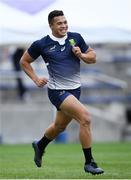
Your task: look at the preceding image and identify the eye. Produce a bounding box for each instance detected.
[58,22,62,25]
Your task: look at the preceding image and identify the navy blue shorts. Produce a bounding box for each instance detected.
[48,87,81,110]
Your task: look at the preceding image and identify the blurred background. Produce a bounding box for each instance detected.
[0,0,131,144]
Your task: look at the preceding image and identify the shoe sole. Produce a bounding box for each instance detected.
[91,171,104,175]
[85,170,104,175]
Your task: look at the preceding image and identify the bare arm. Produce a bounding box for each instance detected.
[72,47,96,64]
[20,51,48,87]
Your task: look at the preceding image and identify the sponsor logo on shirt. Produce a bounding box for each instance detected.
[69,39,76,46]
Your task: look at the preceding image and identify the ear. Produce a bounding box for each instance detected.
[49,23,53,29]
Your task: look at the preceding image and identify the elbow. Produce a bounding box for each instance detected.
[89,54,96,64]
[92,56,96,63]
[92,52,96,63]
[20,57,26,69]
[87,51,96,64]
[19,58,24,68]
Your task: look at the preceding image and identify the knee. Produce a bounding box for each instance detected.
[54,122,66,133]
[79,110,91,127]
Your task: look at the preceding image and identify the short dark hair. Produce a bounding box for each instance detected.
[48,10,64,24]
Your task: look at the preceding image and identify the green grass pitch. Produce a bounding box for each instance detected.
[0,142,131,179]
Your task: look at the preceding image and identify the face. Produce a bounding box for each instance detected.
[49,16,68,38]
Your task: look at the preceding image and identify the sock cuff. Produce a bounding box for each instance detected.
[44,134,53,141]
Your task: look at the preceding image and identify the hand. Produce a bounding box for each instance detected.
[34,77,48,88]
[72,46,82,58]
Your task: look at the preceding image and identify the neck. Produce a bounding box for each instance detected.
[52,33,67,38]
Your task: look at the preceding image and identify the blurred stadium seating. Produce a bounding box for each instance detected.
[0,43,131,143]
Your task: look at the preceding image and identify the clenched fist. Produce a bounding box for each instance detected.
[72,46,82,58]
[34,77,48,88]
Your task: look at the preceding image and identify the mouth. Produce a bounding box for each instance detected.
[60,31,67,36]
[60,29,67,34]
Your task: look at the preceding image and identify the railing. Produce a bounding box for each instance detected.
[0,69,128,89]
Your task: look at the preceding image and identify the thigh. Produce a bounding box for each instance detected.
[60,95,89,122]
[54,110,72,127]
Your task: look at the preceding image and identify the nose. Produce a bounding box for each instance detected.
[61,22,67,28]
